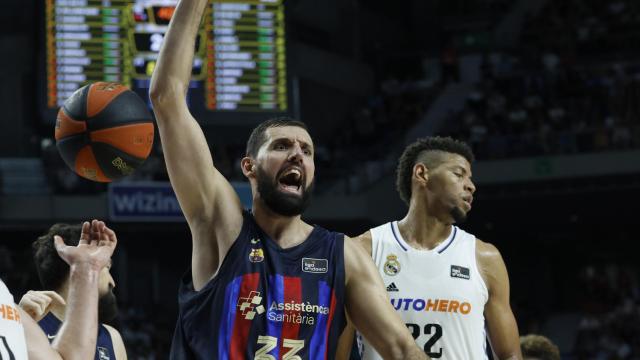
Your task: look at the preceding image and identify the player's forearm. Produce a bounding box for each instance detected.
[51,263,100,360]
[150,0,208,105]
[383,339,429,360]
[492,341,522,360]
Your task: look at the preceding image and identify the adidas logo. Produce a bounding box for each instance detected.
[386,282,399,292]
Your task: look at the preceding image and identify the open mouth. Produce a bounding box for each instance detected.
[278,167,303,194]
[462,195,473,208]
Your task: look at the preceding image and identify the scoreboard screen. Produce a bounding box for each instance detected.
[44,0,288,118]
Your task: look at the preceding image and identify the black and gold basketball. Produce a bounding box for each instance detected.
[54,82,154,182]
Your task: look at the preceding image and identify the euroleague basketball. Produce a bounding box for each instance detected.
[54,82,155,182]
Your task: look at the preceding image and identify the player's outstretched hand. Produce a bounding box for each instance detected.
[54,219,117,271]
[18,290,66,322]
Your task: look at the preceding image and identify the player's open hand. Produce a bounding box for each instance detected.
[54,219,118,272]
[18,290,66,322]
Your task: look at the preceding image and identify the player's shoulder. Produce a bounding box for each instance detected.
[347,230,372,256]
[102,323,124,339]
[475,238,505,268]
[0,279,12,296]
[475,238,500,256]
[475,238,508,283]
[103,324,128,359]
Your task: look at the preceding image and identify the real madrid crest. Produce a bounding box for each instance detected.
[383,254,401,276]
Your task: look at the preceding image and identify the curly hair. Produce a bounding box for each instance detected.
[520,334,560,360]
[395,136,474,205]
[246,117,309,157]
[32,223,83,291]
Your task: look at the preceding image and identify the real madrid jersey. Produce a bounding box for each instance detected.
[359,222,489,360]
[0,279,28,360]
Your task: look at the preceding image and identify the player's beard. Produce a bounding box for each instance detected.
[98,288,119,324]
[450,206,468,224]
[256,165,314,216]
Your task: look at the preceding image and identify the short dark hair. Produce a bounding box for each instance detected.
[246,117,308,157]
[396,136,474,205]
[32,223,82,291]
[520,334,561,360]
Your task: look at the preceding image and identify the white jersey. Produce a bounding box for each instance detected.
[0,280,28,360]
[359,221,489,360]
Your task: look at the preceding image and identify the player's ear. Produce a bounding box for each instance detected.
[241,157,256,177]
[414,163,428,185]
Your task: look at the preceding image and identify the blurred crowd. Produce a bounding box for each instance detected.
[521,0,640,59]
[439,56,640,160]
[439,0,640,160]
[574,263,640,359]
[118,304,173,360]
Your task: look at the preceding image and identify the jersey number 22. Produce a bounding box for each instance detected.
[406,323,443,358]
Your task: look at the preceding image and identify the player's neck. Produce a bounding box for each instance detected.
[252,202,314,249]
[398,203,453,250]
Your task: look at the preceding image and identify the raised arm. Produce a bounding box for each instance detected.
[344,238,428,360]
[477,240,522,360]
[149,0,243,289]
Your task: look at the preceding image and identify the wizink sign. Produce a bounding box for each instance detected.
[108,181,251,222]
[108,182,183,222]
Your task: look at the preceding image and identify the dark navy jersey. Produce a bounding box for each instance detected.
[170,211,347,360]
[39,312,116,360]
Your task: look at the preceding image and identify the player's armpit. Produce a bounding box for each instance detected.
[476,240,522,360]
[343,238,428,360]
[188,179,245,290]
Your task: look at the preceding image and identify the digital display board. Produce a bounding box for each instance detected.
[44,0,287,115]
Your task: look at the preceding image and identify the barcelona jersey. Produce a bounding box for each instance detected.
[170,211,346,359]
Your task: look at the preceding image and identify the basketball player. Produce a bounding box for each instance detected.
[338,137,522,359]
[18,223,127,360]
[520,335,560,360]
[149,1,427,359]
[0,219,117,359]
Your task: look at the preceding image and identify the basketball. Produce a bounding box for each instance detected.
[54,82,155,182]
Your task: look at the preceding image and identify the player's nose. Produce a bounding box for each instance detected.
[465,179,476,194]
[287,143,304,163]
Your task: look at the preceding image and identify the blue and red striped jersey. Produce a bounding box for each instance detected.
[170,211,346,360]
